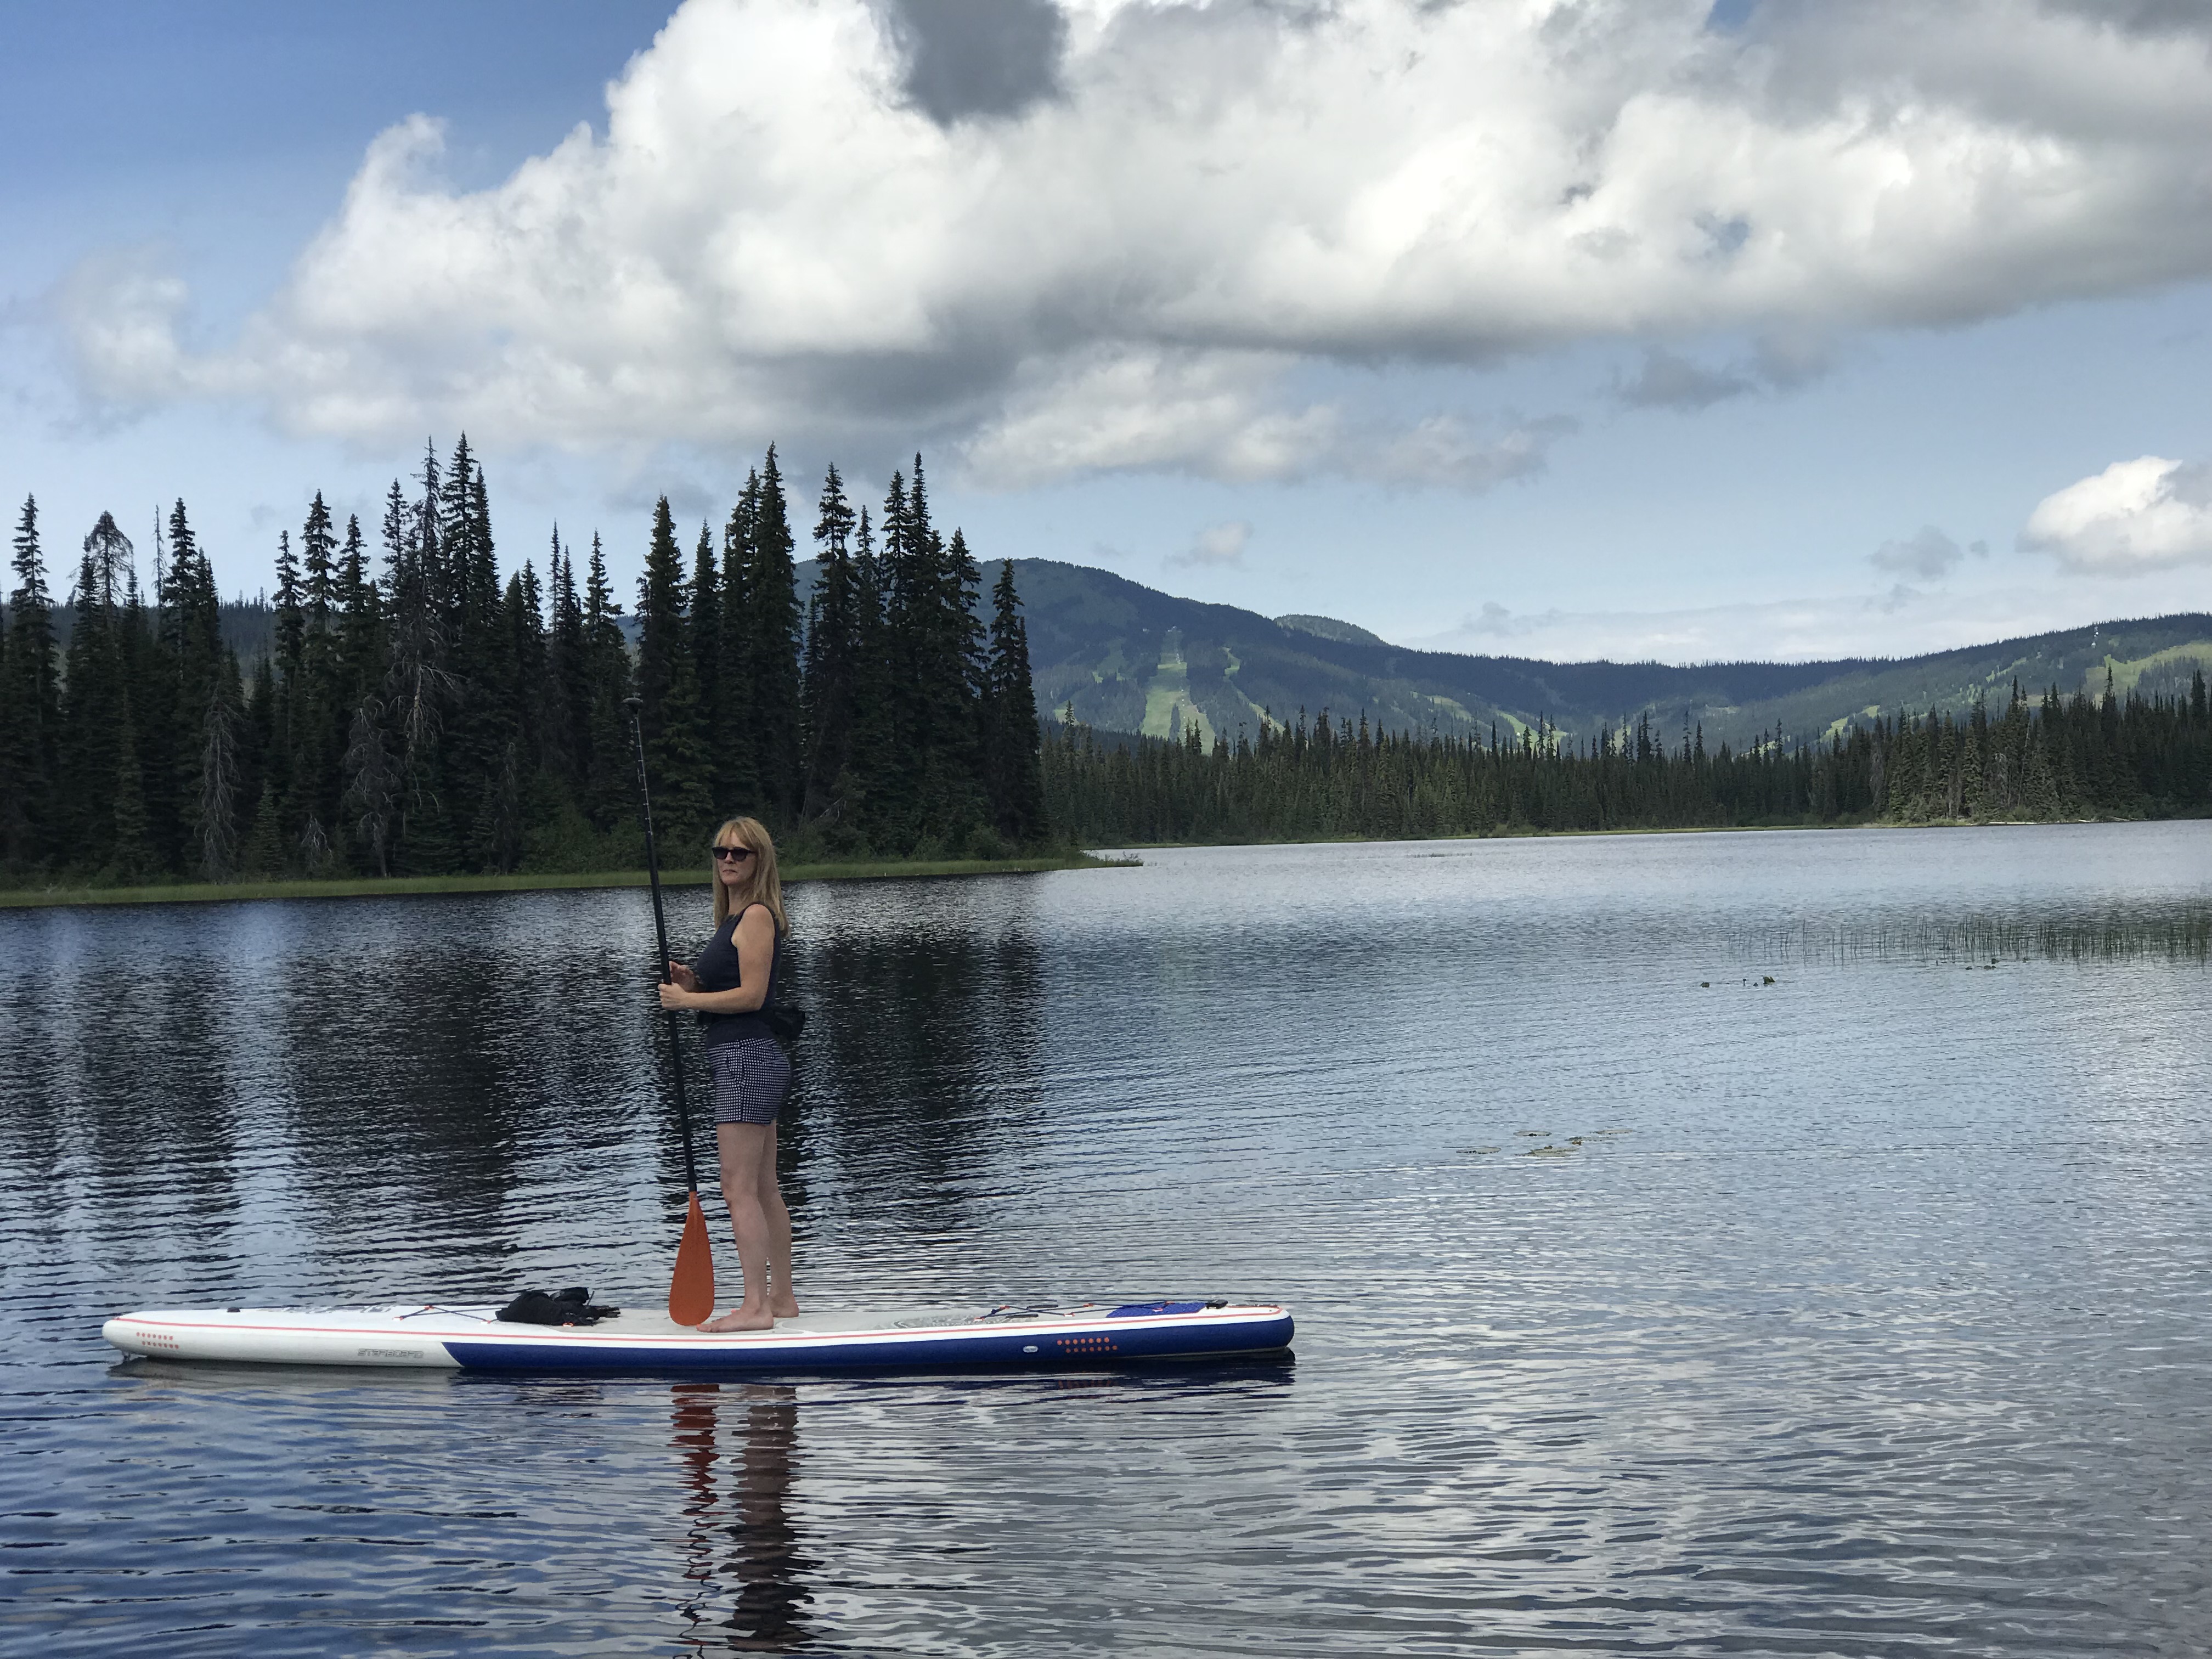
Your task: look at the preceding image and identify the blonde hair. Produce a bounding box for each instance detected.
[710,816,787,936]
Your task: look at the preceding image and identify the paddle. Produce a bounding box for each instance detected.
[624,697,718,1328]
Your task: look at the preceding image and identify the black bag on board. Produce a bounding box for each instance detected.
[763,1003,807,1043]
[496,1286,621,1326]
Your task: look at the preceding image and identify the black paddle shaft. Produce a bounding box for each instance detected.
[625,698,702,1192]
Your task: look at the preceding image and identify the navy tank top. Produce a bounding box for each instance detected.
[691,903,781,1047]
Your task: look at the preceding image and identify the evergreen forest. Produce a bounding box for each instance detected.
[4,438,2207,893]
[0,442,1049,887]
[1043,680,2212,844]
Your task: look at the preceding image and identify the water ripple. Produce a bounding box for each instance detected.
[3,821,2209,1655]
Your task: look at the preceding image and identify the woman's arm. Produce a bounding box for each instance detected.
[658,906,776,1013]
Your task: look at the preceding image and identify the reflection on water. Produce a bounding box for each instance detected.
[3,820,2210,1656]
[673,1384,812,1653]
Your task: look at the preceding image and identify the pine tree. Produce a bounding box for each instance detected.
[718,488,760,811]
[336,484,408,873]
[59,516,138,868]
[438,435,505,856]
[341,494,405,888]
[272,529,305,681]
[690,521,725,806]
[746,446,805,825]
[2,496,61,868]
[844,502,898,847]
[512,558,548,763]
[195,650,246,881]
[545,531,588,798]
[134,505,186,872]
[582,532,634,830]
[932,522,989,831]
[162,500,230,876]
[981,558,1047,844]
[301,492,337,662]
[336,512,382,716]
[0,592,10,861]
[878,455,988,844]
[800,463,860,830]
[383,455,459,873]
[635,498,712,834]
[874,468,921,843]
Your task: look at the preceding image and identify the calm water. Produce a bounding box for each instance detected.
[3,822,2209,1657]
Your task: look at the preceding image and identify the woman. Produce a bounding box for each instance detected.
[659,816,798,1333]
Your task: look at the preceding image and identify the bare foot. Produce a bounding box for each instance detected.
[698,1307,776,1333]
[770,1297,801,1319]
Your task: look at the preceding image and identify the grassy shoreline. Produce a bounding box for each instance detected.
[0,853,1129,911]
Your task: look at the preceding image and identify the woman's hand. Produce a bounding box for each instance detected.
[667,961,699,990]
[657,980,693,1010]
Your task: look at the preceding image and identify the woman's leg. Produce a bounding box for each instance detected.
[702,1122,776,1333]
[757,1121,799,1318]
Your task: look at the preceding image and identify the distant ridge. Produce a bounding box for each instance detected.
[795,556,2211,750]
[166,557,2208,752]
[1277,613,1386,647]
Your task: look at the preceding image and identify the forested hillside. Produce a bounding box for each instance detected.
[1046,675,2212,844]
[799,557,2212,759]
[9,471,2205,895]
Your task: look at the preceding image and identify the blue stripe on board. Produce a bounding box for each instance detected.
[442,1312,1294,1374]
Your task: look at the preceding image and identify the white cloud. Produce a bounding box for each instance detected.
[2019,456,2212,573]
[964,348,1571,487]
[1169,520,1252,569]
[58,0,2212,487]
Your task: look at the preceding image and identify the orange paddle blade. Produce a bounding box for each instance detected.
[668,1190,716,1327]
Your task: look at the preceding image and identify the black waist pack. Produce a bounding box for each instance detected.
[496,1286,621,1326]
[764,1003,807,1043]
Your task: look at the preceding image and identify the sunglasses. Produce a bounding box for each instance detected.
[710,845,757,863]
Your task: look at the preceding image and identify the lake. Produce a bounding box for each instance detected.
[3,821,2208,1657]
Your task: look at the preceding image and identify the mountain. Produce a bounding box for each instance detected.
[1277,613,1387,647]
[801,557,2212,751]
[98,565,2210,755]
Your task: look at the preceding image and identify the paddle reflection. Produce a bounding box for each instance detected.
[672,1381,814,1652]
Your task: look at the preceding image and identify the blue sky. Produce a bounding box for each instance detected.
[5,0,2209,663]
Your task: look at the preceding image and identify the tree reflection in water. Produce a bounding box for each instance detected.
[672,1383,814,1652]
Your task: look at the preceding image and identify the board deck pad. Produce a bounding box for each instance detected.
[104,1299,1295,1374]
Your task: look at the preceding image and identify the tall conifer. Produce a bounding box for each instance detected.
[545,531,588,797]
[719,488,760,811]
[636,499,712,833]
[1,496,60,867]
[60,516,137,868]
[747,447,805,825]
[801,464,860,828]
[982,559,1047,844]
[386,452,459,872]
[582,532,633,829]
[690,522,725,805]
[844,504,895,844]
[165,501,230,872]
[336,512,381,712]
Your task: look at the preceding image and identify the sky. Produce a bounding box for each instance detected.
[4,0,2209,664]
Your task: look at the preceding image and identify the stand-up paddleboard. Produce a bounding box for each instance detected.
[104,1299,1294,1374]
